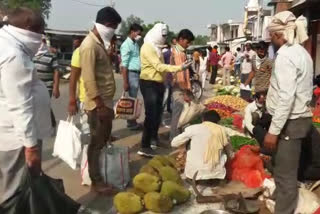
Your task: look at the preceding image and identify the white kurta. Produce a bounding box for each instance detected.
[171,123,227,180]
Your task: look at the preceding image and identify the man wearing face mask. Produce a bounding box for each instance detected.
[0,8,51,203]
[120,23,143,130]
[80,6,122,194]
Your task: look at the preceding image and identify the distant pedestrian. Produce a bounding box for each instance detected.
[221,47,235,85]
[80,6,122,194]
[138,23,190,157]
[33,37,60,132]
[199,50,208,89]
[0,8,51,203]
[120,23,143,130]
[240,41,256,85]
[234,47,242,80]
[209,45,220,84]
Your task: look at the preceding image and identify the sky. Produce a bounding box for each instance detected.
[47,0,264,35]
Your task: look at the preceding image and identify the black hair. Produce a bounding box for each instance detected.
[200,50,207,57]
[129,23,143,33]
[257,41,268,50]
[202,110,221,123]
[96,6,122,25]
[225,47,230,51]
[254,90,268,100]
[208,46,213,51]
[177,29,195,42]
[213,45,218,49]
[236,47,241,51]
[8,7,44,33]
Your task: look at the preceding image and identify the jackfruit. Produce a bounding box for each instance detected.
[144,192,173,213]
[127,188,145,199]
[159,166,183,185]
[113,192,143,214]
[139,164,159,177]
[133,173,161,193]
[154,155,173,167]
[147,159,164,172]
[161,181,191,204]
[165,155,179,169]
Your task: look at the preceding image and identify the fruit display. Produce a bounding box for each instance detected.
[230,135,258,151]
[218,117,234,128]
[204,95,248,112]
[113,155,191,214]
[175,149,187,173]
[205,102,237,113]
[214,85,240,96]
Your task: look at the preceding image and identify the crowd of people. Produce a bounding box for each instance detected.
[0,5,319,214]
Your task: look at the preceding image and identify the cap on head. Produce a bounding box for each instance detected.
[96,6,122,25]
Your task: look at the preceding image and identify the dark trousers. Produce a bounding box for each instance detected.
[209,65,218,84]
[140,80,165,148]
[87,108,113,184]
[273,118,312,214]
[48,90,56,128]
[170,87,184,141]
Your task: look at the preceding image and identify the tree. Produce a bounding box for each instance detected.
[0,0,52,18]
[193,35,210,45]
[118,15,144,36]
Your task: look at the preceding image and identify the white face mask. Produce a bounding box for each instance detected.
[5,25,42,57]
[95,22,115,49]
[256,101,264,108]
[135,35,142,41]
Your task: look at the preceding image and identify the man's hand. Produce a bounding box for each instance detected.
[25,145,41,176]
[123,81,129,92]
[68,100,78,116]
[53,87,60,99]
[264,133,278,151]
[97,106,114,121]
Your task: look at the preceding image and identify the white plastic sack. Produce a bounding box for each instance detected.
[178,101,206,128]
[53,117,82,170]
[101,145,130,190]
[80,145,91,186]
[114,92,142,120]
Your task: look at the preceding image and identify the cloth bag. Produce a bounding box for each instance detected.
[53,117,82,170]
[178,101,206,128]
[80,145,130,190]
[114,92,142,120]
[0,167,80,214]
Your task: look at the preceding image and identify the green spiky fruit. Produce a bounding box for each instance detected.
[159,166,183,185]
[161,181,191,204]
[154,155,173,167]
[144,192,173,213]
[133,173,161,193]
[113,192,143,214]
[147,159,165,172]
[139,164,160,177]
[127,188,145,199]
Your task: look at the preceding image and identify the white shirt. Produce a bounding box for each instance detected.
[171,123,227,180]
[243,102,263,134]
[267,44,313,135]
[199,56,208,71]
[0,28,51,151]
[241,50,256,74]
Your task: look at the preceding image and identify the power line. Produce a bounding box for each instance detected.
[69,0,106,7]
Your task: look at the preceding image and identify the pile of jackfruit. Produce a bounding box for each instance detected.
[114,155,191,214]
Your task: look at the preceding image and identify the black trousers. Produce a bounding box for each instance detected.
[209,65,218,84]
[140,80,165,148]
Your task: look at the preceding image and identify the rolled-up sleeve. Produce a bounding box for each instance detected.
[268,56,297,135]
[80,46,99,99]
[1,56,37,148]
[171,127,194,147]
[120,42,130,69]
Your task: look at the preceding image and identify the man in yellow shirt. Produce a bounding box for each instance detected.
[138,23,191,157]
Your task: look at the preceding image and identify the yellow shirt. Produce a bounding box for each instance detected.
[71,48,86,103]
[140,43,181,83]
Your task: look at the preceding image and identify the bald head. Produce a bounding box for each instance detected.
[7,7,45,34]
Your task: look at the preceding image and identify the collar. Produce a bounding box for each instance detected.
[175,43,185,52]
[127,37,136,44]
[276,43,290,55]
[89,31,102,45]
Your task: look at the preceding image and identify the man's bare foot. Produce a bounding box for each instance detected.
[91,182,118,195]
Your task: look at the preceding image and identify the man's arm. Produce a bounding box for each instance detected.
[120,42,130,91]
[243,103,255,134]
[52,56,60,99]
[268,56,297,135]
[244,70,256,86]
[68,66,81,115]
[171,127,194,148]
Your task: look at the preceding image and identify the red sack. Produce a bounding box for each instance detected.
[232,114,243,131]
[227,145,271,188]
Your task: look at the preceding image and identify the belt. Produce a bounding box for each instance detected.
[128,70,140,73]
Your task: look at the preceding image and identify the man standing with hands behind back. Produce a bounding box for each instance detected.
[120,23,143,130]
[80,6,122,194]
[264,11,313,214]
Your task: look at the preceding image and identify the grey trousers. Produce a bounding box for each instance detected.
[0,147,25,204]
[274,118,312,214]
[170,88,185,141]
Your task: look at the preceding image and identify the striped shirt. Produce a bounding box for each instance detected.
[33,53,59,92]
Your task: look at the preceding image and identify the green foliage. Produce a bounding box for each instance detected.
[118,14,144,36]
[1,0,51,18]
[193,35,210,45]
[230,135,257,151]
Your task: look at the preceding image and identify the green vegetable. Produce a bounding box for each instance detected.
[230,135,257,150]
[219,117,234,128]
[314,122,320,128]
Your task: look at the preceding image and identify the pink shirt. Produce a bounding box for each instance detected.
[221,51,235,69]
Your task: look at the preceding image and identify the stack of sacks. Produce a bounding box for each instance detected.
[114,155,191,214]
